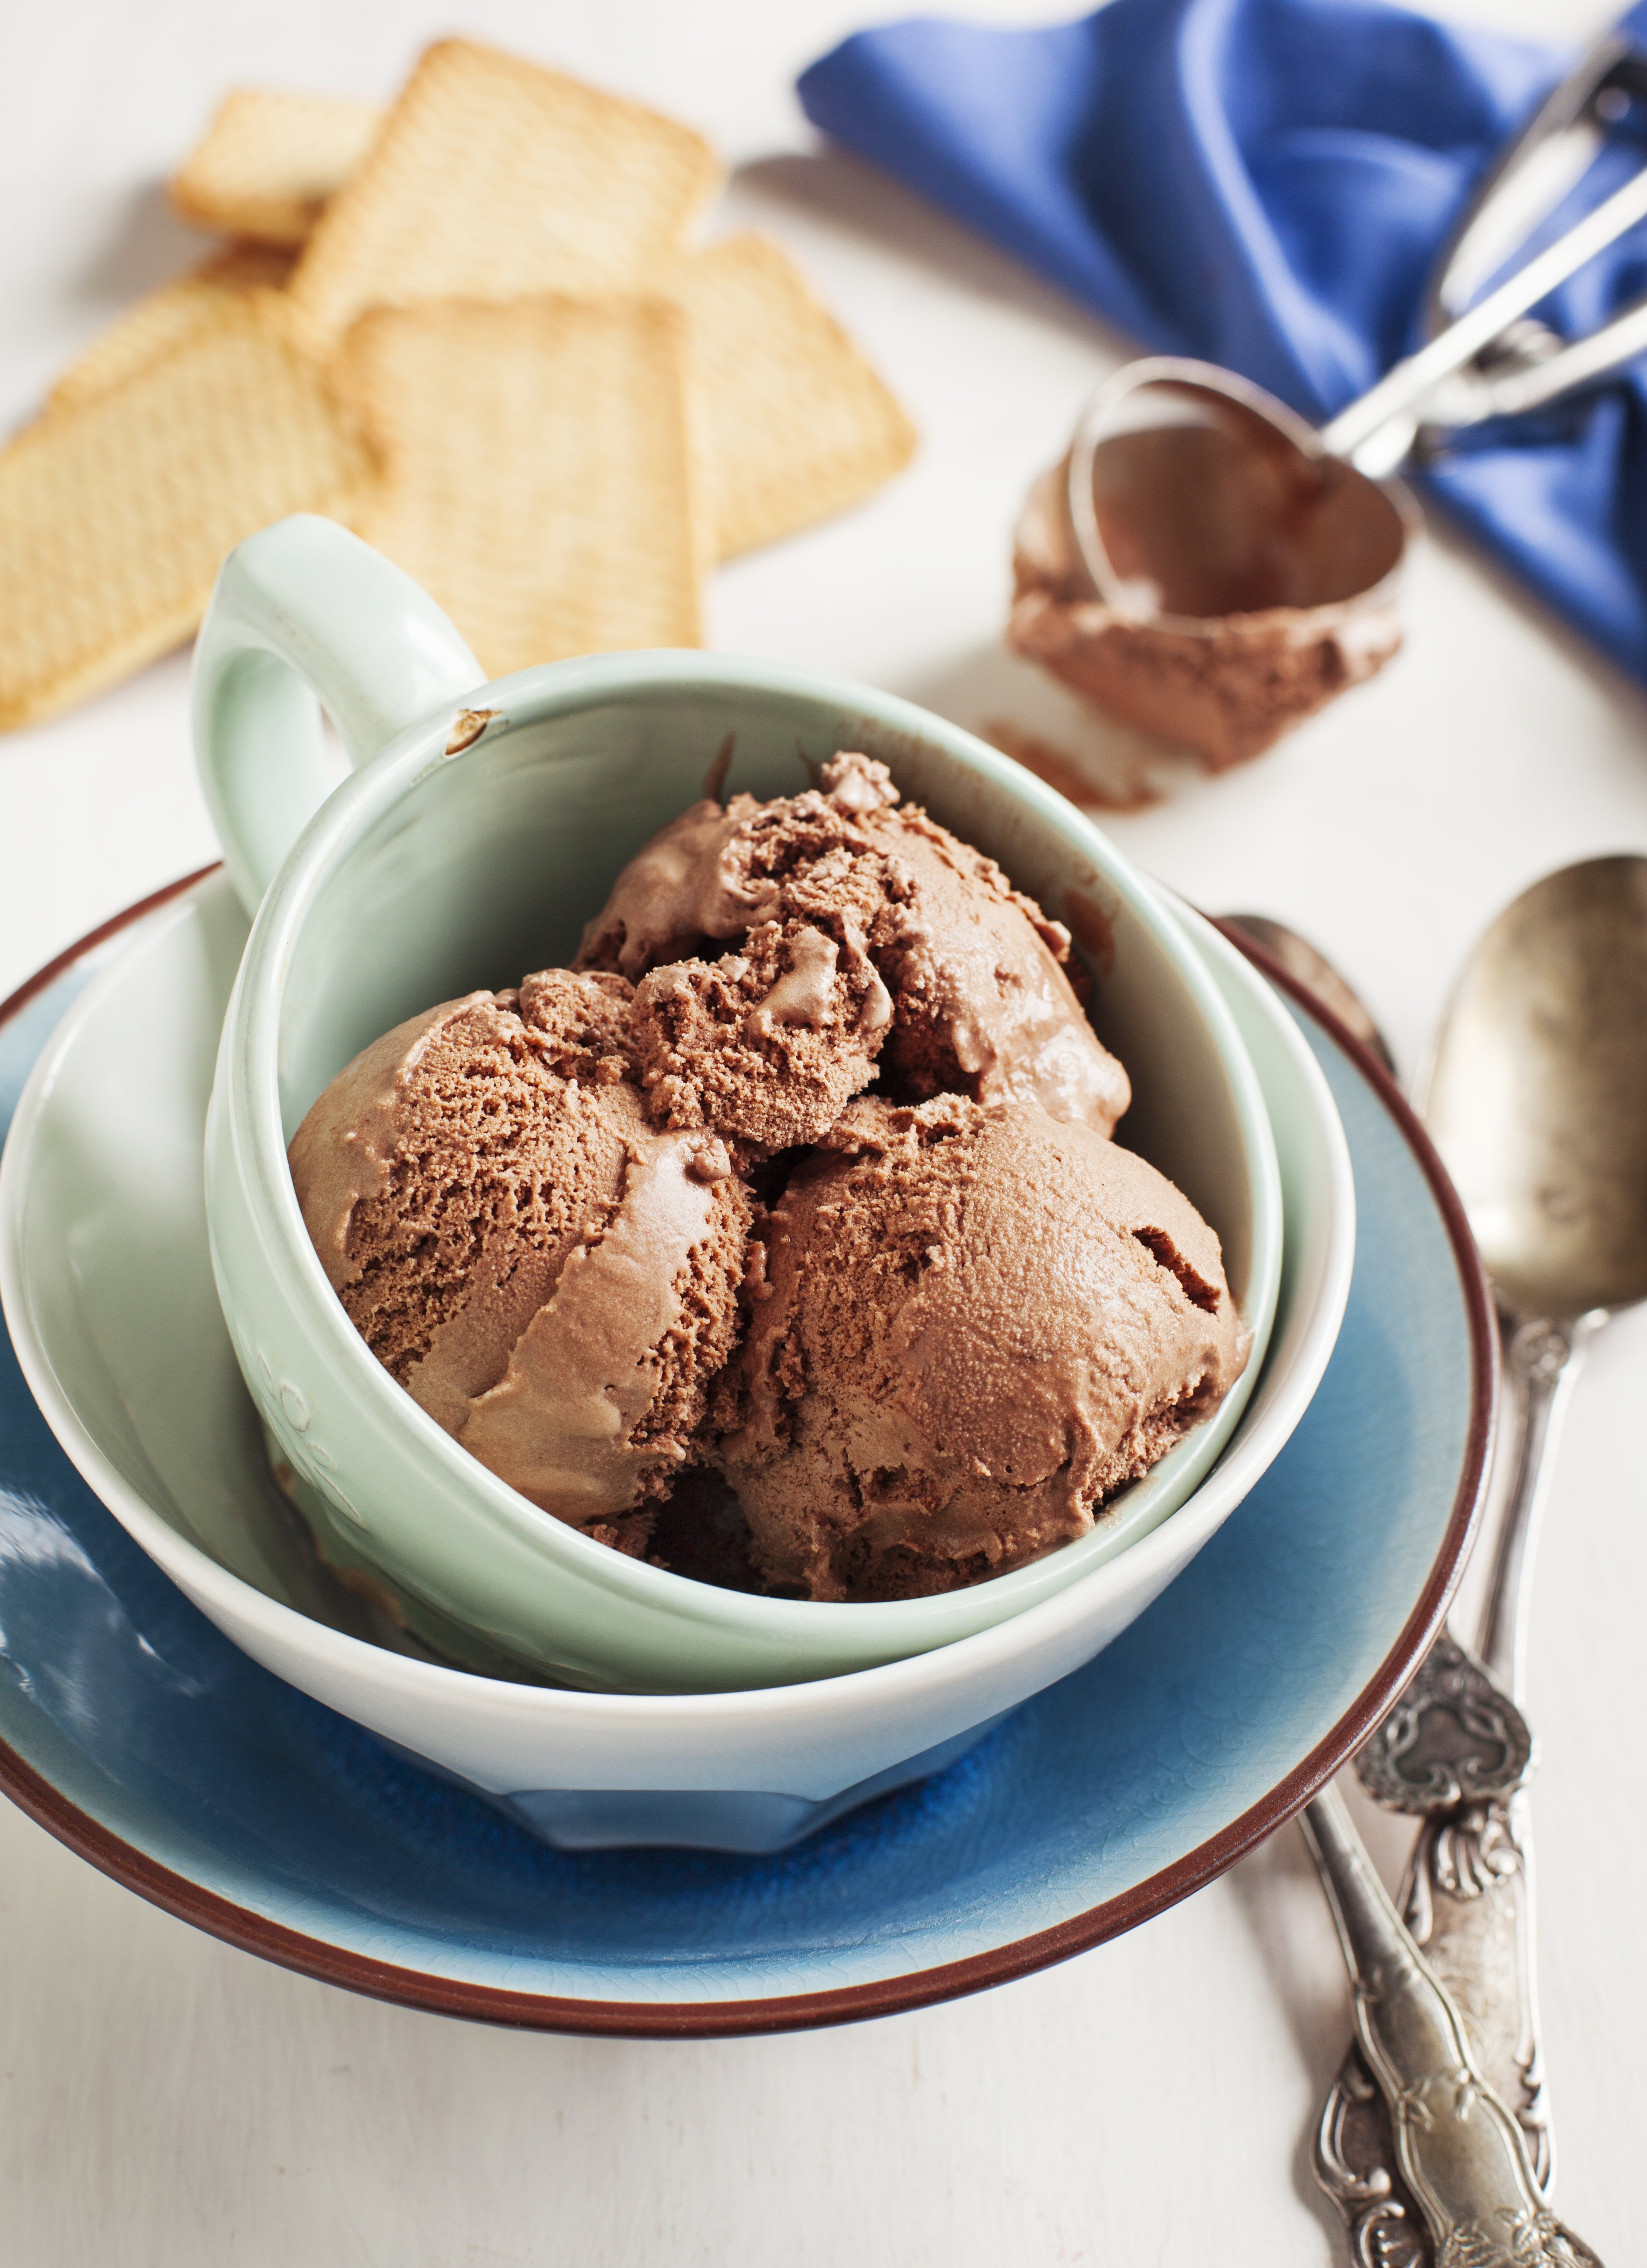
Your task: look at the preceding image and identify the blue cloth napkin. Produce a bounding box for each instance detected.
[798,0,1647,695]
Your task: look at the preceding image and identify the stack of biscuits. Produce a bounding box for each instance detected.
[0,42,918,731]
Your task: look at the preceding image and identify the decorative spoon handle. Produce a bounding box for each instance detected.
[1299,1789,1601,2266]
[1315,1316,1599,2256]
[1316,1792,1543,2265]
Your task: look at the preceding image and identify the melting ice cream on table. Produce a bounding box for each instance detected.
[288,752,1249,1601]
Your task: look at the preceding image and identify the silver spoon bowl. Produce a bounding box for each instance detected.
[1422,854,1647,1325]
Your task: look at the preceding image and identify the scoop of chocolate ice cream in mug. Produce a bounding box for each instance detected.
[195,512,1279,1692]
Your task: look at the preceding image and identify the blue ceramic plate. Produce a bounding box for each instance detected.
[0,879,1490,2037]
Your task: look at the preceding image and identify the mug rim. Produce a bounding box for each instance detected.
[223,647,1279,1649]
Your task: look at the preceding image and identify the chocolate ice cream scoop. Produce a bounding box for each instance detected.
[287,975,750,1552]
[711,1094,1249,1603]
[575,792,778,978]
[581,751,1130,1138]
[633,916,893,1151]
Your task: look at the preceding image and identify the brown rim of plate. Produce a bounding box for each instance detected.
[0,880,1496,2041]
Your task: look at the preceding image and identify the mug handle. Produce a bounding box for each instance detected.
[193,513,486,916]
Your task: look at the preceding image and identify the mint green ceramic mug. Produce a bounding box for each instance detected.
[197,514,1281,1693]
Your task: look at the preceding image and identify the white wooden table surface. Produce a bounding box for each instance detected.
[2,1,1642,2260]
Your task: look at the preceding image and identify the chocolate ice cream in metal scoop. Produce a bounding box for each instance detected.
[1012,103,1647,768]
[1010,362,1413,770]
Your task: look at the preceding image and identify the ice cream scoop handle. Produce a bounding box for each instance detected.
[1321,162,1647,462]
[192,514,485,918]
[1299,1788,1601,2266]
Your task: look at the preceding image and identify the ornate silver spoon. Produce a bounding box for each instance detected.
[1231,866,1647,2262]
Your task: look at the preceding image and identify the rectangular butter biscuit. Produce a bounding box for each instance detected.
[170,89,385,246]
[49,243,298,409]
[335,296,704,674]
[0,298,368,732]
[677,233,917,557]
[290,42,723,344]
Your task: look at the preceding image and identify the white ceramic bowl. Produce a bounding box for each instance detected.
[0,875,1352,1849]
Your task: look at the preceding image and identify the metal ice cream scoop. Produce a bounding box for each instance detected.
[1068,11,1647,631]
[1012,13,1647,767]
